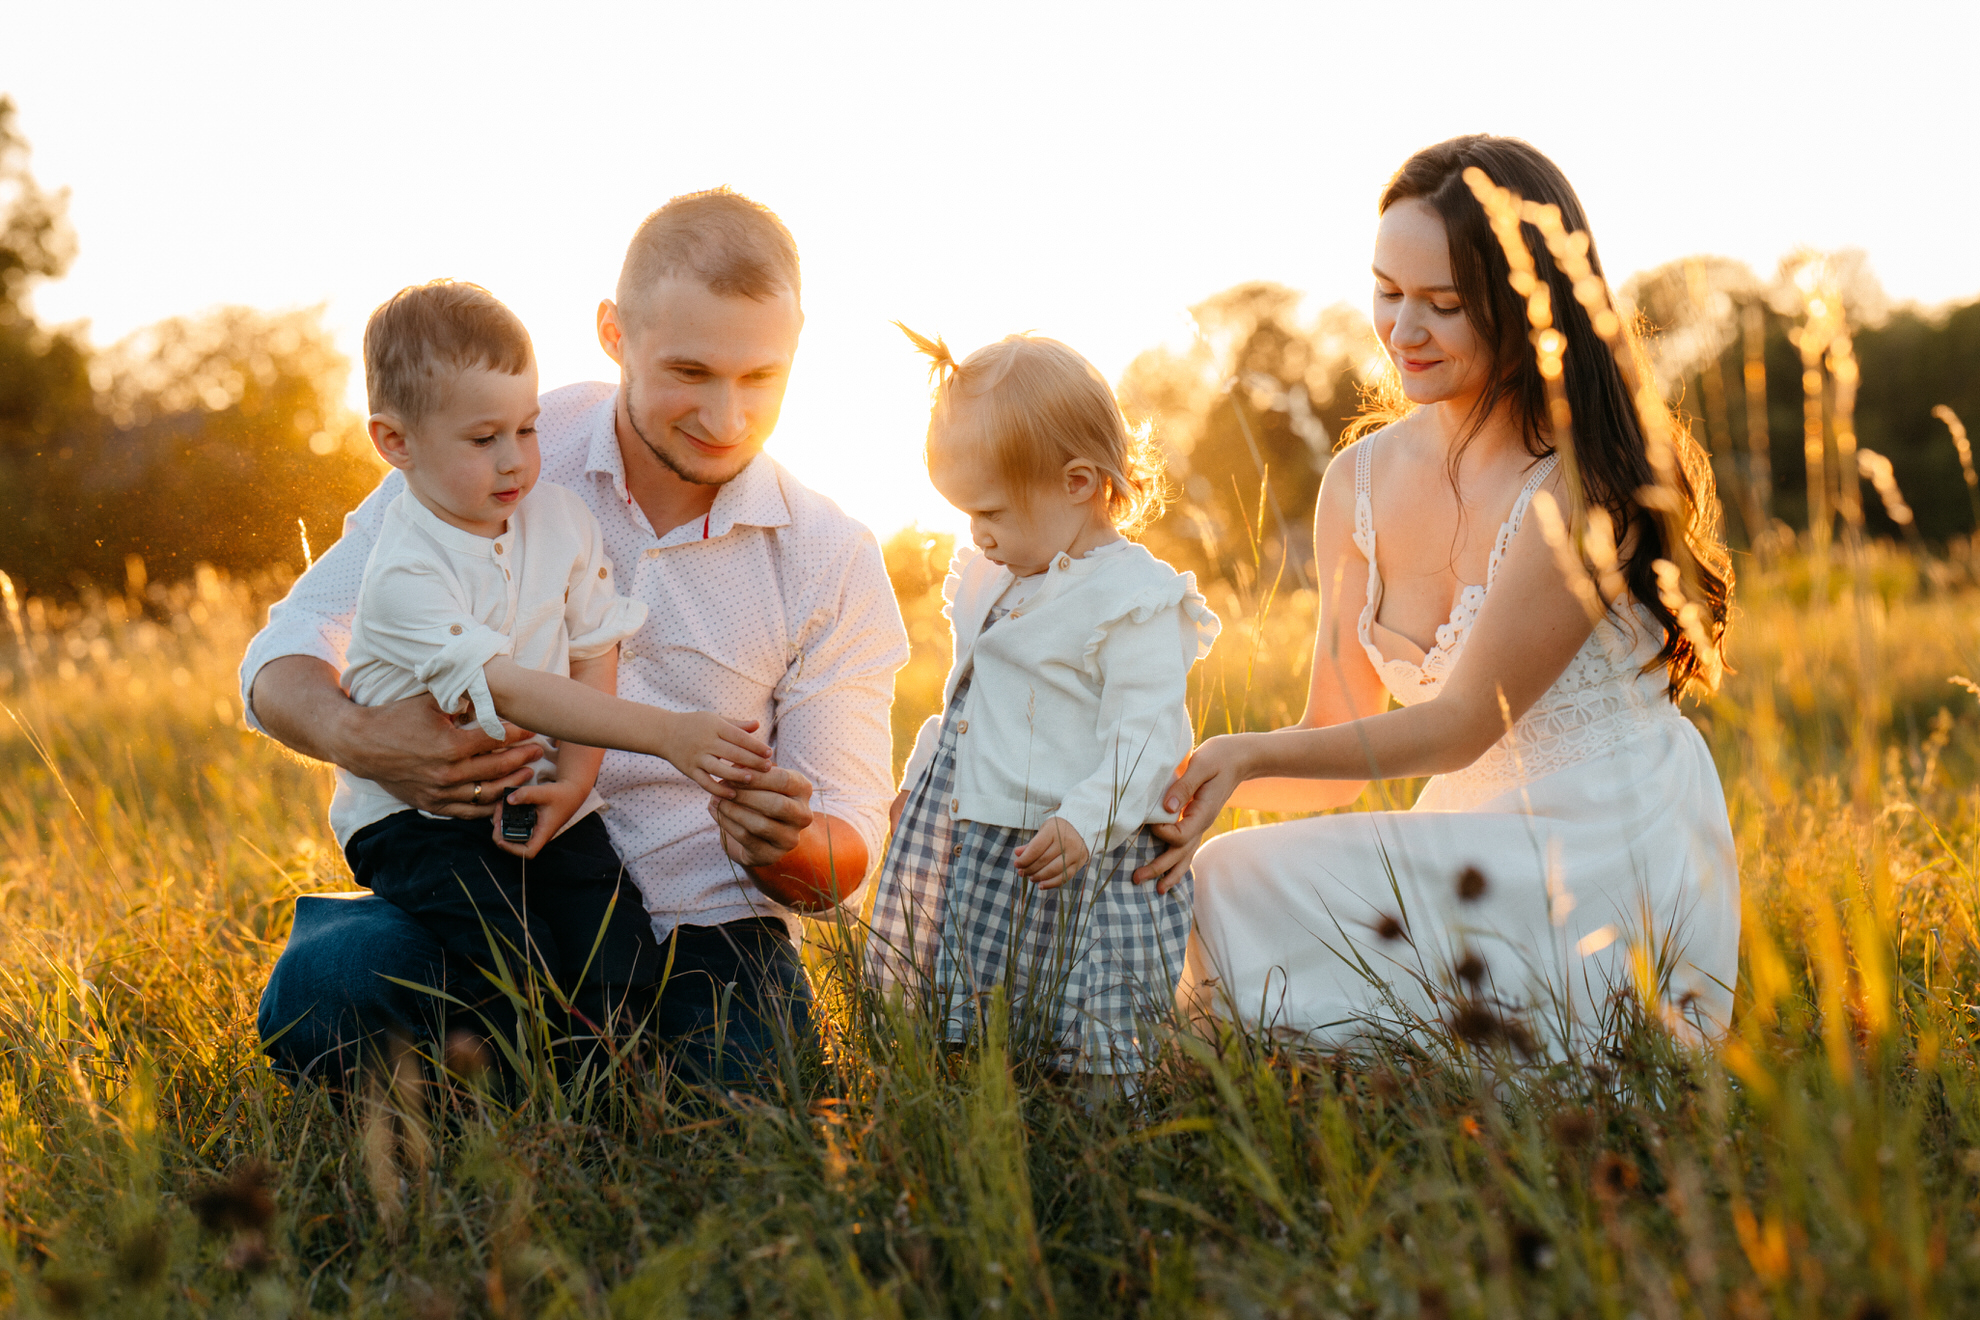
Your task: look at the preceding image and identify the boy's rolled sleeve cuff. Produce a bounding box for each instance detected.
[412,628,514,740]
[568,597,647,660]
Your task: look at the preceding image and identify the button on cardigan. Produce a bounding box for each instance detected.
[900,541,1220,852]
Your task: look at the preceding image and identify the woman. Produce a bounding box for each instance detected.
[1139,135,1739,1053]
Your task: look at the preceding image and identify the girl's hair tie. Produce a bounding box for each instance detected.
[895,322,959,384]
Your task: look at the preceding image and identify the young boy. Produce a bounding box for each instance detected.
[333,279,774,1061]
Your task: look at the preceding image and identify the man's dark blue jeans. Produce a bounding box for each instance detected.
[257,890,813,1092]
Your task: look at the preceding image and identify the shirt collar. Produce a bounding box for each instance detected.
[397,487,510,559]
[582,388,792,541]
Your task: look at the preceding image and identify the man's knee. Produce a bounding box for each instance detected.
[258,894,451,1089]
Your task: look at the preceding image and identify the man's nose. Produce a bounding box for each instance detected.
[703,385,749,443]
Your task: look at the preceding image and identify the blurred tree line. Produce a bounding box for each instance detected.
[0,96,380,598]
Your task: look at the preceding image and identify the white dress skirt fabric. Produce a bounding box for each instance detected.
[1178,440,1740,1054]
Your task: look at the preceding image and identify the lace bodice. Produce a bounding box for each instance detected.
[1351,437,1685,804]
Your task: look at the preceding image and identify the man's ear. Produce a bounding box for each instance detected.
[597,299,626,367]
[368,413,414,471]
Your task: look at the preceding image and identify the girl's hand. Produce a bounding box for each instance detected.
[493,776,587,859]
[888,789,909,833]
[1133,734,1254,892]
[659,713,775,797]
[1015,817,1090,889]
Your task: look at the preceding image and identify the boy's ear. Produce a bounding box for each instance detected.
[368,413,415,470]
[597,299,626,367]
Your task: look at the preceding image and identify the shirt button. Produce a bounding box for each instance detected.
[449,624,463,635]
[599,567,608,579]
[957,720,968,734]
[953,844,963,857]
[494,543,504,555]
[1057,555,1071,570]
[1010,609,1022,618]
[644,548,661,559]
[951,798,960,811]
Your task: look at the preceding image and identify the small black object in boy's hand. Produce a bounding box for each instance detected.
[500,791,537,844]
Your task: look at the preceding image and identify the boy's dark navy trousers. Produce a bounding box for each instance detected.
[343,809,661,1053]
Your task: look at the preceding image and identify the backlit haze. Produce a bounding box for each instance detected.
[5,1,1975,541]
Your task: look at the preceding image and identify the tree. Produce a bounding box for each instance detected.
[1118,283,1375,587]
[0,97,382,596]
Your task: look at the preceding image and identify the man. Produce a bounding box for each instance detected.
[245,189,909,1086]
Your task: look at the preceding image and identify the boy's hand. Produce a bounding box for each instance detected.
[660,713,776,797]
[1015,817,1090,889]
[492,777,588,859]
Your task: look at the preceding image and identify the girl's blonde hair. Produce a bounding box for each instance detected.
[898,325,1166,534]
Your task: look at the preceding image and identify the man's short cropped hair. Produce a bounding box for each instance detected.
[364,279,534,422]
[615,187,801,327]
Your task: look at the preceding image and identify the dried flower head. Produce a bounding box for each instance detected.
[1456,867,1489,902]
[191,1158,276,1235]
[1455,951,1487,986]
[1593,1151,1641,1197]
[1373,912,1406,942]
[1550,1108,1596,1150]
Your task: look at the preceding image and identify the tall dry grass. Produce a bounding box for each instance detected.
[1,525,1979,1315]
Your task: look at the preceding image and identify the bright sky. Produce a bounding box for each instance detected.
[6,1,1974,540]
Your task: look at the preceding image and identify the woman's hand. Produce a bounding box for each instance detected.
[492,775,587,859]
[1015,817,1090,889]
[1133,734,1256,893]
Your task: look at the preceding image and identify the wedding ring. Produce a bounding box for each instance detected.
[472,783,484,803]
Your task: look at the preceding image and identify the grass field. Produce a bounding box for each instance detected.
[3,537,1980,1318]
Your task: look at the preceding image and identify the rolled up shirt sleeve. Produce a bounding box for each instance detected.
[238,469,405,734]
[770,529,912,899]
[564,506,648,659]
[358,563,514,741]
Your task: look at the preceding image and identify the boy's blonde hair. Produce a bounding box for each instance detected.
[900,327,1165,534]
[364,279,533,423]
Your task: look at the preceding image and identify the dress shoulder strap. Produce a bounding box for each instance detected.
[1506,451,1562,533]
[1351,436,1376,558]
[1486,450,1563,584]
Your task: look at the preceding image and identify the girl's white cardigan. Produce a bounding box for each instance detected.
[899,541,1220,853]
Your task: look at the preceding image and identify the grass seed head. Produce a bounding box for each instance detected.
[1456,867,1489,902]
[1454,951,1487,986]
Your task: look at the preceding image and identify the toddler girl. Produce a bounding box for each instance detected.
[868,329,1220,1076]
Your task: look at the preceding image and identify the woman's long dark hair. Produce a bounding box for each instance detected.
[1346,134,1732,697]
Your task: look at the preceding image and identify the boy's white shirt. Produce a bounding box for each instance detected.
[328,479,646,848]
[900,541,1220,852]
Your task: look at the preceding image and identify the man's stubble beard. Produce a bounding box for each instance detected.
[621,364,754,488]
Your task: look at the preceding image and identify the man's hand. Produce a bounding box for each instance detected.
[709,766,816,867]
[708,767,870,912]
[250,656,537,818]
[1015,816,1090,889]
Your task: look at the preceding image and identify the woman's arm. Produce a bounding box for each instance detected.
[1169,496,1596,823]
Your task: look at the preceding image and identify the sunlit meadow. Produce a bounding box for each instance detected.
[1,515,1978,1318]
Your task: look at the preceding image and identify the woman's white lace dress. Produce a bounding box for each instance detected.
[1178,438,1740,1051]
